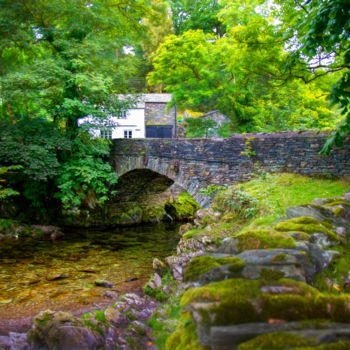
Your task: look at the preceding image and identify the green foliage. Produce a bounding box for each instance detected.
[149,0,342,132]
[0,165,21,199]
[0,0,149,132]
[0,120,70,182]
[55,133,118,211]
[168,0,225,37]
[199,184,223,197]
[185,117,218,138]
[215,188,260,219]
[275,0,350,151]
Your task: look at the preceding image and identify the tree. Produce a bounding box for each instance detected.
[0,0,150,213]
[148,0,341,132]
[168,0,226,37]
[274,0,350,152]
[0,0,149,135]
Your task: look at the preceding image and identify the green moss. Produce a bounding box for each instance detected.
[294,341,350,349]
[81,320,104,336]
[325,201,350,207]
[184,256,245,281]
[165,312,208,350]
[142,206,164,222]
[333,207,344,216]
[238,332,316,350]
[274,217,340,242]
[181,278,350,326]
[166,192,200,220]
[183,229,201,240]
[93,309,106,323]
[272,253,287,261]
[233,229,296,252]
[34,311,54,325]
[260,268,285,281]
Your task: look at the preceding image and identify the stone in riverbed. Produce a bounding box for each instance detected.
[152,258,167,276]
[28,310,105,350]
[94,279,114,288]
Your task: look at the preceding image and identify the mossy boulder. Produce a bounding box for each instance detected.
[238,331,317,349]
[286,205,350,235]
[29,310,105,350]
[165,192,200,220]
[275,217,342,245]
[166,312,208,350]
[233,229,296,252]
[181,278,350,327]
[184,255,245,282]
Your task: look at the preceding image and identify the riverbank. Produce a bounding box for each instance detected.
[1,172,350,349]
[148,173,350,349]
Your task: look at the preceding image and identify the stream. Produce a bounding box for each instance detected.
[0,222,181,334]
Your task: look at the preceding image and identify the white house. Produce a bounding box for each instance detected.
[78,94,176,139]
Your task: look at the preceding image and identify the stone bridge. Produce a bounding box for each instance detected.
[112,132,350,207]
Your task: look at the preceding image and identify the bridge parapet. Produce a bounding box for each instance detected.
[112,133,350,207]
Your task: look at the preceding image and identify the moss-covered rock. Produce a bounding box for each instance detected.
[166,312,208,350]
[233,229,296,252]
[275,217,341,243]
[238,332,316,350]
[184,256,245,282]
[180,278,350,326]
[165,192,200,220]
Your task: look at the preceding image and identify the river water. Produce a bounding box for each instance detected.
[0,222,180,333]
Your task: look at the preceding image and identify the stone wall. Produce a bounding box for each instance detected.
[145,102,176,126]
[112,132,350,207]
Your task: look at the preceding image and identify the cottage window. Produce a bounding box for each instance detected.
[101,129,112,139]
[124,130,132,138]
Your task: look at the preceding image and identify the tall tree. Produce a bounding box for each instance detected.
[0,0,149,135]
[148,0,341,132]
[0,0,150,212]
[274,0,350,152]
[168,0,226,37]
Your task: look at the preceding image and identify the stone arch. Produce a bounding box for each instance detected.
[112,155,210,207]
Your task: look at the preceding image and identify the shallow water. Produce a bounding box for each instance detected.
[0,222,180,332]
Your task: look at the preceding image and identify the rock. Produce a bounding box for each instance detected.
[46,272,70,281]
[94,279,114,288]
[200,322,350,350]
[179,223,193,236]
[104,291,118,299]
[344,190,350,201]
[8,332,30,350]
[216,237,240,255]
[104,306,121,323]
[166,251,204,282]
[29,310,104,350]
[152,258,167,276]
[286,204,350,234]
[0,336,11,349]
[153,273,162,288]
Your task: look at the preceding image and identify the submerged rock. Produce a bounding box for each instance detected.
[94,279,114,288]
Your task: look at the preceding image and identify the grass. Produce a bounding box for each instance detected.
[236,172,349,229]
[147,295,182,349]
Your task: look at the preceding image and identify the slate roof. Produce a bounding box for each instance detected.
[118,93,172,108]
